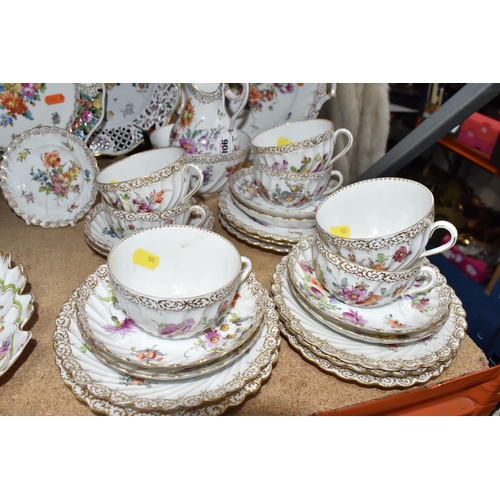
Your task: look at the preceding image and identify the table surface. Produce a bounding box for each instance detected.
[0,157,489,416]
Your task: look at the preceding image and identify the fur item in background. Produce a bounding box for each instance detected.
[319,83,390,185]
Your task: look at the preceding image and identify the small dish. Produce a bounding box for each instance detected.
[288,234,453,337]
[0,252,34,377]
[75,264,267,370]
[83,202,214,257]
[0,126,98,228]
[229,166,338,219]
[218,188,315,245]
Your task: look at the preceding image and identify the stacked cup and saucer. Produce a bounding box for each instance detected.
[221,118,353,253]
[271,177,469,389]
[84,146,215,256]
[54,225,281,415]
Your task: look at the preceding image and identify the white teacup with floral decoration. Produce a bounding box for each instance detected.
[312,236,437,308]
[250,118,353,173]
[101,197,207,239]
[315,177,458,271]
[107,225,252,339]
[252,158,343,209]
[95,147,203,213]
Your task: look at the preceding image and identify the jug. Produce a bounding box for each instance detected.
[170,83,249,155]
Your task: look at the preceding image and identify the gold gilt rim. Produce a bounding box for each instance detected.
[315,177,435,248]
[280,324,454,389]
[271,254,466,372]
[218,213,291,254]
[55,346,278,416]
[314,236,425,282]
[253,158,335,181]
[95,147,187,192]
[53,294,280,412]
[288,235,452,336]
[218,188,311,244]
[251,118,334,155]
[102,196,194,221]
[0,125,99,228]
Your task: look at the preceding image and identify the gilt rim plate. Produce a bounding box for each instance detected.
[0,126,98,228]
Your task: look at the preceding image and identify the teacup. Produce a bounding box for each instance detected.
[106,226,252,339]
[101,197,207,239]
[252,159,343,209]
[312,236,437,308]
[95,147,204,213]
[250,118,353,173]
[315,177,458,271]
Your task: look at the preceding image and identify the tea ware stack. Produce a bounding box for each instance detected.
[54,225,281,416]
[219,118,353,252]
[83,146,216,256]
[271,177,468,389]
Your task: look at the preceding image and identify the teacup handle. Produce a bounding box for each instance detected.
[181,163,204,202]
[328,169,344,191]
[330,128,354,165]
[420,221,458,259]
[224,83,250,133]
[403,265,437,296]
[187,204,207,227]
[238,256,252,285]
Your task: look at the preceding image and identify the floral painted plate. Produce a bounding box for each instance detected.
[272,255,466,372]
[218,188,315,245]
[280,323,454,389]
[75,264,267,371]
[218,214,291,254]
[229,167,338,219]
[228,83,333,139]
[54,293,280,412]
[0,83,80,151]
[288,235,453,337]
[0,126,98,228]
[83,202,215,257]
[0,252,34,377]
[87,83,180,156]
[69,84,106,143]
[55,341,277,415]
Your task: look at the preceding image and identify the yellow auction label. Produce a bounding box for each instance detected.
[132,248,160,270]
[277,136,294,146]
[110,179,117,184]
[330,225,351,237]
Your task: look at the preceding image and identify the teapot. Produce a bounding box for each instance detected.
[170,83,249,155]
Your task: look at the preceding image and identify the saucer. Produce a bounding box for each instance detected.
[271,255,466,373]
[218,188,315,245]
[55,346,277,415]
[0,252,34,377]
[228,166,338,219]
[280,323,454,389]
[75,264,268,371]
[54,292,280,413]
[288,235,453,337]
[84,201,215,257]
[218,214,291,254]
[0,126,99,228]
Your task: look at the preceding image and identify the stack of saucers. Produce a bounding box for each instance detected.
[271,178,467,389]
[219,118,354,252]
[54,226,280,416]
[84,146,215,256]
